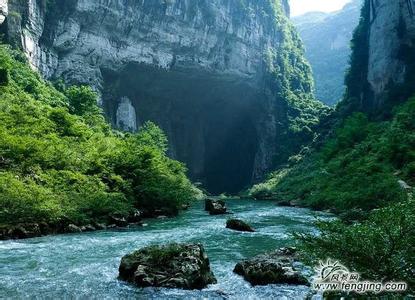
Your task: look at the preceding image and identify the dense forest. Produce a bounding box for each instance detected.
[0,45,201,235]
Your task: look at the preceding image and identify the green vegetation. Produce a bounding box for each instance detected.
[0,45,201,228]
[145,243,183,266]
[250,97,414,212]
[295,195,415,291]
[339,0,371,114]
[250,0,414,214]
[284,96,415,292]
[249,1,415,291]
[264,0,332,167]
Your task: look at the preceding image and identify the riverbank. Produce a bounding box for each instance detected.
[0,206,188,241]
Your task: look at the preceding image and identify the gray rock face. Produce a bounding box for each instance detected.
[0,0,7,25]
[366,0,415,107]
[205,199,227,215]
[64,224,82,234]
[119,243,217,290]
[344,0,415,111]
[2,0,317,193]
[293,0,363,105]
[234,247,309,286]
[226,219,255,232]
[116,97,137,132]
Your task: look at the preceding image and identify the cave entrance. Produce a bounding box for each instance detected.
[102,64,263,194]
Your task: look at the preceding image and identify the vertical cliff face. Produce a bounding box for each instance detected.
[367,0,415,104]
[1,0,321,193]
[0,0,7,25]
[344,0,415,113]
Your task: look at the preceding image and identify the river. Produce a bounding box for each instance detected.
[0,200,329,299]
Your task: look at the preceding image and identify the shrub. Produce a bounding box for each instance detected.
[65,85,100,116]
[295,197,415,291]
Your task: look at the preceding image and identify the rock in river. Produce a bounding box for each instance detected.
[234,247,309,286]
[226,219,255,232]
[119,243,217,290]
[109,214,129,227]
[205,199,227,215]
[64,224,82,234]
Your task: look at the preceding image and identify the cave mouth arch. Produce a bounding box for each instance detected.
[102,63,264,194]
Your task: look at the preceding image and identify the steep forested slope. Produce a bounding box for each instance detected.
[251,0,415,291]
[0,45,200,237]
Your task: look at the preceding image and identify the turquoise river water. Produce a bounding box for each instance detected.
[0,200,329,299]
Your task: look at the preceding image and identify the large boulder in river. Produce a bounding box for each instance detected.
[226,219,255,232]
[119,243,217,289]
[234,247,309,286]
[205,199,227,215]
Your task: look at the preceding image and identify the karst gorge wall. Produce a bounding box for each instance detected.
[0,0,321,194]
[344,0,415,114]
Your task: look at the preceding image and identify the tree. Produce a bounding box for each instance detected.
[65,86,100,116]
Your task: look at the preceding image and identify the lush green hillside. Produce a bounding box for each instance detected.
[0,45,201,231]
[250,98,414,212]
[250,0,415,291]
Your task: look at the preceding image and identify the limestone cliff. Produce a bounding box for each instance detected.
[0,0,7,25]
[344,0,415,113]
[1,0,322,193]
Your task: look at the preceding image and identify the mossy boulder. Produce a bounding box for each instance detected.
[119,243,217,289]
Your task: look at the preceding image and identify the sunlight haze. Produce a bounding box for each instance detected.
[290,0,352,16]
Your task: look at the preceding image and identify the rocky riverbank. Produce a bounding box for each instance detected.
[0,208,177,240]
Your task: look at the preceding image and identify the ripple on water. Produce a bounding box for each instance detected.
[0,200,331,299]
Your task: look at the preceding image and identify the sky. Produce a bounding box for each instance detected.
[290,0,352,17]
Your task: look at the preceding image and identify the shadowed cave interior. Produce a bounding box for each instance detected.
[103,64,265,194]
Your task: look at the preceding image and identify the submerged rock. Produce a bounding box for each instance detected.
[119,243,217,290]
[226,219,255,232]
[205,199,227,215]
[234,247,309,286]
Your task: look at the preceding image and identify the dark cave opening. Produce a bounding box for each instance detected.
[102,64,263,194]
